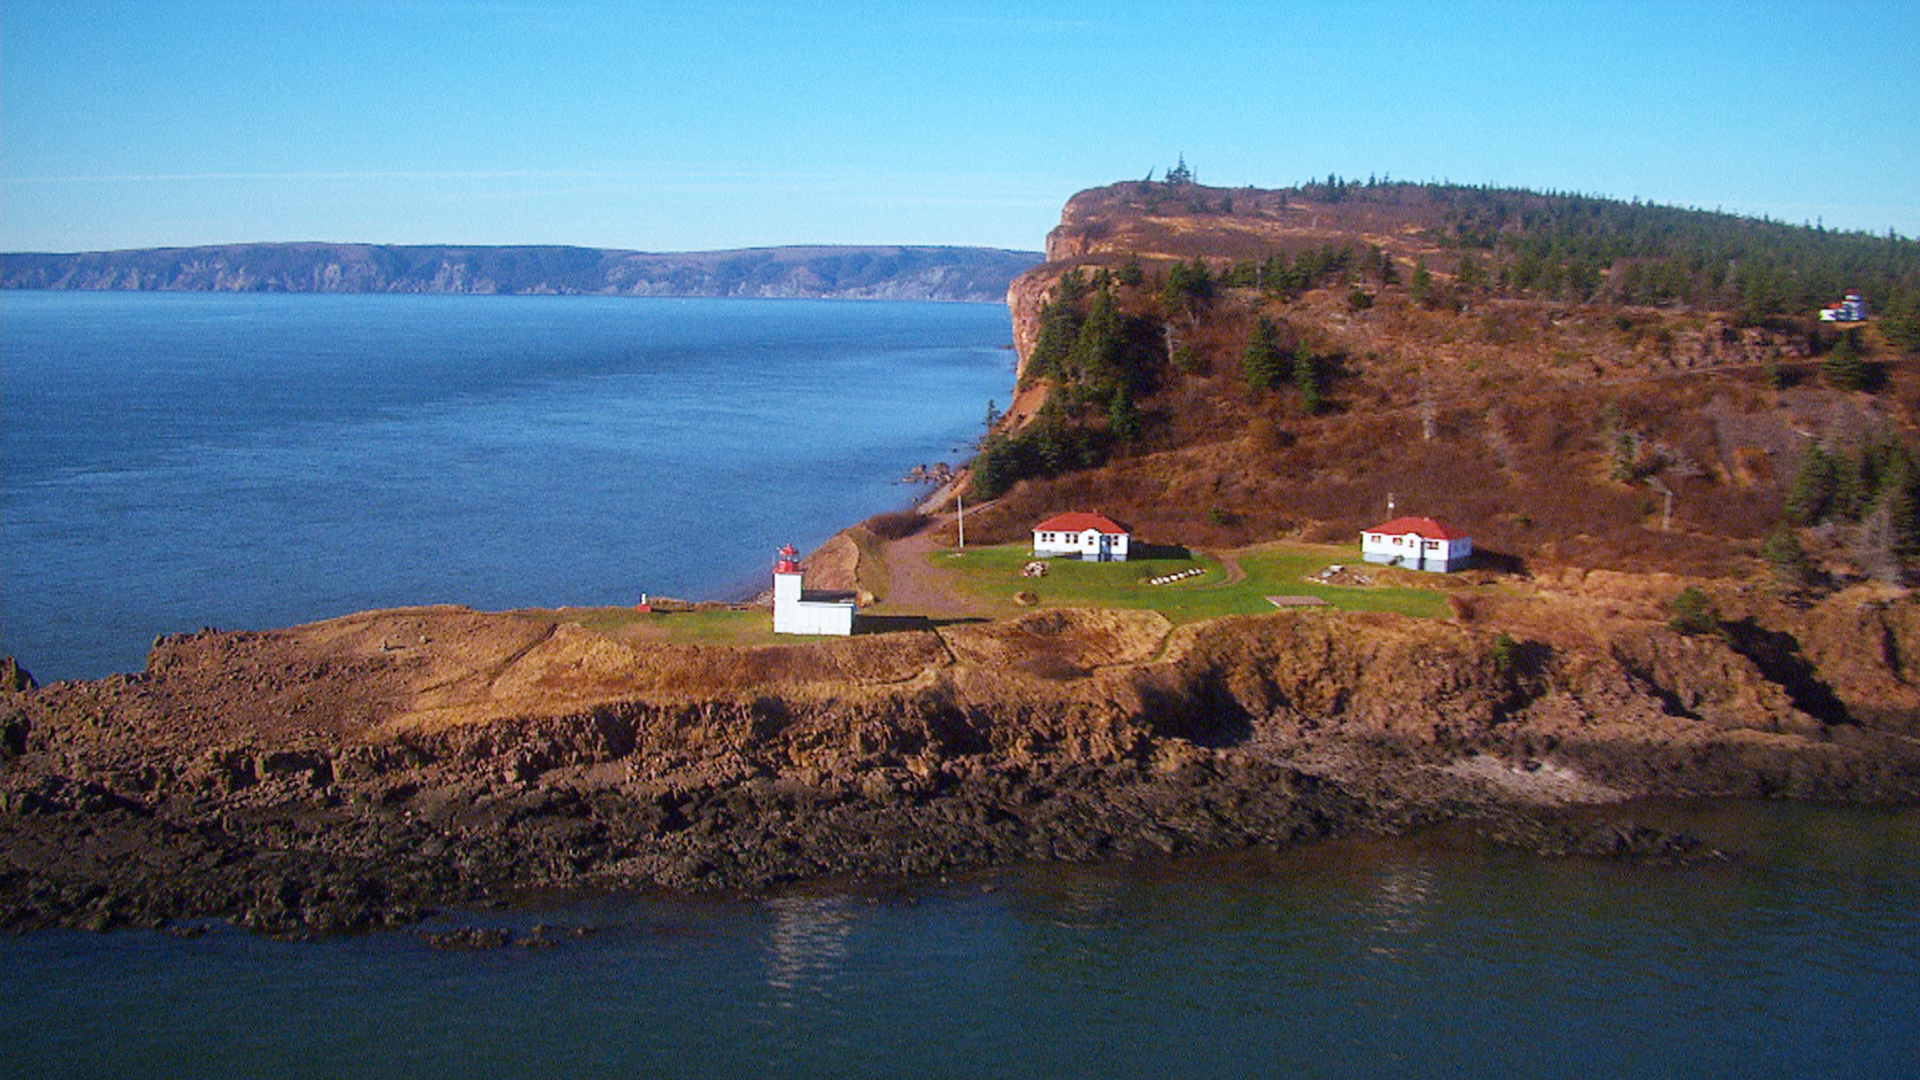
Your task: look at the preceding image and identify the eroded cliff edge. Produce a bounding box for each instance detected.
[4,576,1916,935]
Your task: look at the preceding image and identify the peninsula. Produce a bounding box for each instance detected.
[4,177,1919,936]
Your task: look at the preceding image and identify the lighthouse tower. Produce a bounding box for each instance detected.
[771,543,855,635]
[772,544,805,616]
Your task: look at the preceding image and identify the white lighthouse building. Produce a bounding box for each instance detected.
[771,544,857,636]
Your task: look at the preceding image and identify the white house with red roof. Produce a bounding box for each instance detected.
[1032,511,1131,562]
[1361,516,1473,573]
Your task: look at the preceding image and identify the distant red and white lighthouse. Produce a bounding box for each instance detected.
[770,543,855,635]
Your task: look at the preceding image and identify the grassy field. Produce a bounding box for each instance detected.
[925,542,1454,623]
[543,540,1456,647]
[554,606,799,646]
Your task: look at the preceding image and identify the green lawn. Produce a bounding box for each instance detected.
[928,542,1452,622]
[548,540,1454,648]
[555,606,796,646]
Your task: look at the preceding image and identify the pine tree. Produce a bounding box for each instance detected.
[1410,258,1433,305]
[1761,525,1813,588]
[1294,348,1325,414]
[1834,447,1875,521]
[1069,288,1126,391]
[1108,385,1142,443]
[1823,328,1870,391]
[1160,259,1214,315]
[1023,301,1082,385]
[1241,316,1286,391]
[1883,292,1920,354]
[1878,443,1920,557]
[1785,445,1838,525]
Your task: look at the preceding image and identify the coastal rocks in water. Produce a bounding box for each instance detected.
[1,657,36,694]
[1,589,1916,934]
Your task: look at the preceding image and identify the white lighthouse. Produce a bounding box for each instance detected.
[771,543,856,636]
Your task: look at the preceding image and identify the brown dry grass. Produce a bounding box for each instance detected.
[992,252,1920,578]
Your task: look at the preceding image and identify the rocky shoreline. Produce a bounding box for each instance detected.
[4,582,1916,937]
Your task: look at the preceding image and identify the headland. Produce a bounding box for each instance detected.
[5,176,1919,935]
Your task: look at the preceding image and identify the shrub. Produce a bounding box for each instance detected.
[1760,525,1813,588]
[864,510,929,541]
[1490,631,1518,675]
[1667,587,1721,636]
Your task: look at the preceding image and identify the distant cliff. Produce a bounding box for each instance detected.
[0,243,1041,303]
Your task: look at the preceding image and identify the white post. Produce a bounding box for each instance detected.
[957,493,966,551]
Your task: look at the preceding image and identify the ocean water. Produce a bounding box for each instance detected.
[4,293,1917,1078]
[2,803,1916,1079]
[1,292,1013,681]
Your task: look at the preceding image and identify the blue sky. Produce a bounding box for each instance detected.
[3,0,1916,253]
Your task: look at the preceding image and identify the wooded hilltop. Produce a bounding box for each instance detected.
[974,174,1920,585]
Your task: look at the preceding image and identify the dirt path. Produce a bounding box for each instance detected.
[873,515,992,619]
[1209,550,1248,586]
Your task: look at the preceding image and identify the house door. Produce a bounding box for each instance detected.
[1098,535,1111,562]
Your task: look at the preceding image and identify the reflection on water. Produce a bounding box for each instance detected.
[1364,860,1438,942]
[2,803,1917,1079]
[763,896,855,1006]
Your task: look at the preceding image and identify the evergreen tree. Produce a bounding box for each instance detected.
[1785,445,1838,525]
[1410,258,1433,305]
[1023,301,1082,384]
[1456,252,1487,292]
[1834,446,1875,521]
[1822,328,1870,391]
[1241,316,1287,391]
[1068,287,1126,390]
[1761,525,1813,588]
[968,432,1020,500]
[1055,268,1090,303]
[1294,347,1325,414]
[1882,292,1920,354]
[1107,385,1142,443]
[1160,259,1215,314]
[1878,444,1920,557]
[1118,256,1145,288]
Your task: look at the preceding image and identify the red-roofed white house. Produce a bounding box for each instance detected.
[1361,516,1473,573]
[1033,512,1131,562]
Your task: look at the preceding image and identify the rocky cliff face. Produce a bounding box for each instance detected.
[2,244,1042,303]
[4,578,1914,935]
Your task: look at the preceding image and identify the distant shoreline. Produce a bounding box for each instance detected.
[0,242,1042,304]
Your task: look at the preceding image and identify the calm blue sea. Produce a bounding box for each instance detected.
[1,292,1013,681]
[3,293,1917,1079]
[2,803,1917,1079]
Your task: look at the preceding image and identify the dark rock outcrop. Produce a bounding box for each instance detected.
[2,588,1914,936]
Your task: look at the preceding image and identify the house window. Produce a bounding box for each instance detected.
[1424,540,1439,550]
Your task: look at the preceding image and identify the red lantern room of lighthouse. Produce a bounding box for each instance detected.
[774,544,802,575]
